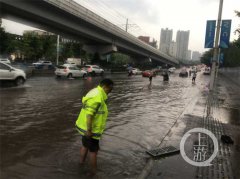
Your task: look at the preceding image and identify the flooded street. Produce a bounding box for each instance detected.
[1,72,211,178]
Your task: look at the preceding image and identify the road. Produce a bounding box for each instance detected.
[0,71,211,178]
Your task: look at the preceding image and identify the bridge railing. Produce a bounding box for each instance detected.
[45,0,177,64]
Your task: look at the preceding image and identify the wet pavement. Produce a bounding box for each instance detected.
[0,71,229,179]
[144,69,240,179]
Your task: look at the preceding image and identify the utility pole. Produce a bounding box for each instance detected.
[56,35,60,65]
[209,0,223,91]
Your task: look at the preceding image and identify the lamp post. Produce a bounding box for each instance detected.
[56,35,60,65]
[209,0,223,91]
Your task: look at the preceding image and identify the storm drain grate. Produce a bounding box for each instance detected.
[146,146,180,157]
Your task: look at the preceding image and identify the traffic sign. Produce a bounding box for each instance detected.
[204,20,216,48]
[219,20,231,48]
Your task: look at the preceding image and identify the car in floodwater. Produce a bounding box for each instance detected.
[32,60,54,69]
[179,68,188,77]
[0,58,11,64]
[168,67,176,73]
[142,70,156,77]
[132,68,142,75]
[0,61,26,85]
[55,64,87,78]
[32,60,52,66]
[82,65,104,76]
[203,67,211,75]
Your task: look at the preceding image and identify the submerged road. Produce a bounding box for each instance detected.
[0,72,211,178]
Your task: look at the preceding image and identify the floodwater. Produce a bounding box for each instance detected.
[0,72,212,178]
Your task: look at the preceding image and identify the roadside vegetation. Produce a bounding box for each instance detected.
[201,11,240,67]
[0,21,163,70]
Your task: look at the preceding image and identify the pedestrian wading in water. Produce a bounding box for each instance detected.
[75,78,114,176]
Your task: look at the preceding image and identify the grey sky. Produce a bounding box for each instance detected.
[2,0,240,53]
[74,0,240,53]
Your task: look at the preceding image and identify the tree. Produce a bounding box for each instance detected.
[201,10,240,67]
[201,49,213,66]
[234,10,240,38]
[0,26,9,54]
[41,35,57,60]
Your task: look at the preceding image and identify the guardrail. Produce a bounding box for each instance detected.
[44,0,178,64]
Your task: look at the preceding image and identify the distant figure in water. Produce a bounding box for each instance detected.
[128,70,133,77]
[192,71,197,84]
[162,69,169,81]
[149,75,153,85]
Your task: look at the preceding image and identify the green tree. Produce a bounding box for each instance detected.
[201,10,240,67]
[110,53,131,65]
[201,49,213,66]
[0,26,9,54]
[41,35,57,60]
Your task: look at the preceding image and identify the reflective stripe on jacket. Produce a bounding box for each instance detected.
[75,86,108,140]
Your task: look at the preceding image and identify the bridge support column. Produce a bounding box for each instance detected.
[83,44,117,54]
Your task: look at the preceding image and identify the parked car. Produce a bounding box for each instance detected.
[32,60,53,69]
[179,68,188,77]
[55,64,87,78]
[203,67,211,75]
[142,70,156,77]
[0,62,26,85]
[132,68,142,75]
[82,65,104,76]
[0,58,11,64]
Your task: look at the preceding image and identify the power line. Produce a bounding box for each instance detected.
[74,0,152,38]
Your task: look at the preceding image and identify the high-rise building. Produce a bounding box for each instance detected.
[192,51,201,61]
[187,50,192,60]
[159,28,173,54]
[169,41,177,57]
[176,30,190,60]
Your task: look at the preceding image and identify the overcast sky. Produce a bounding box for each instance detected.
[2,0,240,53]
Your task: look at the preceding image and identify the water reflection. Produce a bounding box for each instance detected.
[0,74,203,178]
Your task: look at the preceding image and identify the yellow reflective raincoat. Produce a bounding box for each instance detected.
[75,86,108,140]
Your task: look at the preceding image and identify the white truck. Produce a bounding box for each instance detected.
[66,58,81,66]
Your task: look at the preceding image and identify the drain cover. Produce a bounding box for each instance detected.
[146,146,180,157]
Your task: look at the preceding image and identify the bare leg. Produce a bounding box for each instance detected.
[89,151,98,175]
[80,146,88,164]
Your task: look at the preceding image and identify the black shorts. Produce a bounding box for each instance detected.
[82,136,99,152]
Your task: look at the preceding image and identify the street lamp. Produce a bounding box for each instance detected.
[56,35,60,65]
[209,0,223,91]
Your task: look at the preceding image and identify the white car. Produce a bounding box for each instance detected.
[132,68,142,75]
[0,58,11,64]
[55,64,87,78]
[203,67,211,75]
[168,67,176,73]
[83,65,104,76]
[32,61,52,67]
[0,62,26,85]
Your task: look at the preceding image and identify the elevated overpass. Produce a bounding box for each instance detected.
[0,0,178,65]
